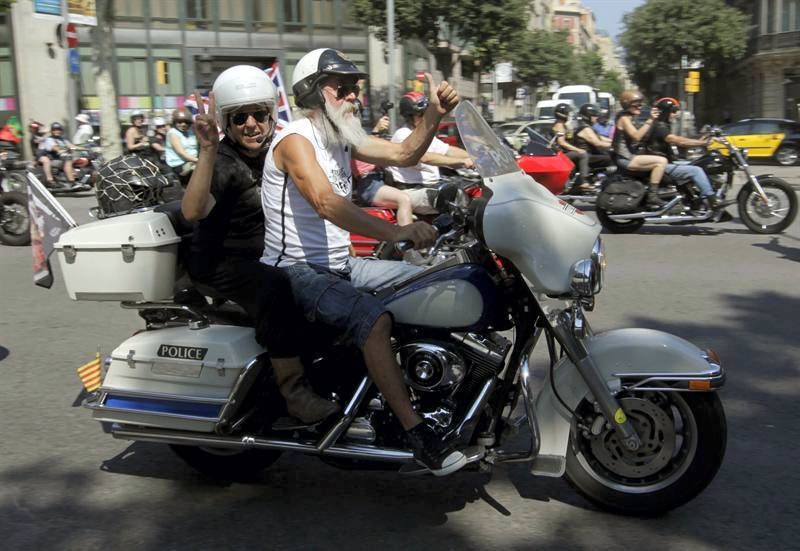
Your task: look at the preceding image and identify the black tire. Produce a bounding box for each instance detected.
[737,178,798,234]
[596,208,645,234]
[0,191,31,246]
[565,391,726,516]
[774,144,798,166]
[1,171,27,193]
[170,445,281,481]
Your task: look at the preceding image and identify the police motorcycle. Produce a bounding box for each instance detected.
[53,101,726,516]
[595,127,798,234]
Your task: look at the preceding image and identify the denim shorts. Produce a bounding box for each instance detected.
[616,156,631,170]
[354,172,385,205]
[281,258,422,348]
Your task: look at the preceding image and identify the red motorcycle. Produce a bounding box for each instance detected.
[502,127,573,194]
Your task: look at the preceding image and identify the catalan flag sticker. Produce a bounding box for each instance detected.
[77,353,103,392]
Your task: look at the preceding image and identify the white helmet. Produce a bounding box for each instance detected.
[152,116,166,127]
[212,65,278,133]
[75,113,91,124]
[292,48,366,109]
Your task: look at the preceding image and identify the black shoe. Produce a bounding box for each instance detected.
[705,195,721,209]
[646,190,667,210]
[406,423,467,477]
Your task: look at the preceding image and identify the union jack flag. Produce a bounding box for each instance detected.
[265,61,293,131]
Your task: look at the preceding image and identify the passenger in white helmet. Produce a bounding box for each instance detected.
[261,48,466,476]
[182,65,338,424]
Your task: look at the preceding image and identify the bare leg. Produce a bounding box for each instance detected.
[628,154,667,187]
[360,313,421,430]
[372,185,414,226]
[63,159,75,182]
[39,156,53,183]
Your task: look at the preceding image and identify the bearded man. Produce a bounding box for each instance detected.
[260,48,465,476]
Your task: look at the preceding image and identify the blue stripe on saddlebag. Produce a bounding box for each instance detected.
[105,395,221,418]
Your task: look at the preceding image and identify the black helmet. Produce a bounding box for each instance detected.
[578,103,599,123]
[291,48,367,109]
[655,97,680,122]
[554,103,571,121]
[399,92,429,119]
[50,122,64,132]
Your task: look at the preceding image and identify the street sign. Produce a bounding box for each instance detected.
[68,48,80,75]
[66,23,78,48]
[495,63,513,84]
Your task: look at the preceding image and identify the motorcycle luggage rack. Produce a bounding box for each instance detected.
[121,301,210,329]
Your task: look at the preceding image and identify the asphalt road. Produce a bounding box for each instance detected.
[1,165,799,550]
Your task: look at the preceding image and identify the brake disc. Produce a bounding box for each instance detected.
[588,396,677,479]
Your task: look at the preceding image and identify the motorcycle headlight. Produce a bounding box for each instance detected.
[570,237,606,298]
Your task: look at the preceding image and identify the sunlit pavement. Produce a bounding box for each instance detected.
[0,179,798,549]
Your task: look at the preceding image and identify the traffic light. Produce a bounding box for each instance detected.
[685,70,700,93]
[156,60,169,86]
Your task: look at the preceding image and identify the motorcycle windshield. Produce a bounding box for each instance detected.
[454,102,521,179]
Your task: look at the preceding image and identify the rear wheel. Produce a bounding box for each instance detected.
[596,208,644,234]
[775,144,798,166]
[565,391,726,516]
[737,178,798,234]
[170,445,282,481]
[1,171,27,193]
[0,191,31,246]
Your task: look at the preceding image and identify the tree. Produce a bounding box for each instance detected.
[93,0,122,159]
[575,51,604,87]
[597,70,625,98]
[620,0,747,93]
[349,0,527,79]
[0,0,15,12]
[509,30,575,95]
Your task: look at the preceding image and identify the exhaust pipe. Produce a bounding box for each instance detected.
[111,425,414,463]
[607,195,685,220]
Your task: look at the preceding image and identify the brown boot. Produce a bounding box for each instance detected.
[272,359,340,424]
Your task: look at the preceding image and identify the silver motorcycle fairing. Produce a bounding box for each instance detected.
[481,171,600,296]
[530,328,723,477]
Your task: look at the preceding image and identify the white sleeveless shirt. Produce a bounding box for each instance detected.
[261,118,353,270]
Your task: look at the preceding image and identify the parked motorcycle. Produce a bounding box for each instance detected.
[51,101,726,516]
[0,185,30,246]
[0,142,28,193]
[596,128,798,234]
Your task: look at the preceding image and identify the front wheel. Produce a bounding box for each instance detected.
[1,171,27,193]
[0,191,31,246]
[565,391,726,516]
[170,445,282,481]
[737,178,798,234]
[596,208,644,234]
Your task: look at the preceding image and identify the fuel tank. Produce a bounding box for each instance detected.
[381,263,509,331]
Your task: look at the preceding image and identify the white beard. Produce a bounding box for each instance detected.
[320,100,367,148]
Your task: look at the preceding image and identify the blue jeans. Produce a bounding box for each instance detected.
[282,258,423,348]
[665,163,714,198]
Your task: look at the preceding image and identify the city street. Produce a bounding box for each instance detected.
[1,165,799,550]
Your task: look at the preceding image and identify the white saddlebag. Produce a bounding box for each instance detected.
[90,325,266,433]
[55,210,180,301]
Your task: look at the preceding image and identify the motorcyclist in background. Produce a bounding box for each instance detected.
[552,102,592,193]
[39,122,77,189]
[182,65,338,424]
[593,108,613,138]
[165,108,199,185]
[573,104,612,159]
[124,111,150,155]
[644,97,720,209]
[72,114,94,145]
[612,90,669,209]
[351,98,413,225]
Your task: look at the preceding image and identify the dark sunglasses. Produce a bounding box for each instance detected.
[231,110,270,125]
[335,80,361,99]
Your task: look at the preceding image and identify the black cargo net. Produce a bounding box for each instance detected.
[95,155,168,218]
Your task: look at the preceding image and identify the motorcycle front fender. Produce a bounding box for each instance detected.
[530,328,723,477]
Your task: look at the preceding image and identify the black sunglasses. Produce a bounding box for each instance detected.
[335,80,360,99]
[231,110,270,125]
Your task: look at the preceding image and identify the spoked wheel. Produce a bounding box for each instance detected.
[596,208,645,234]
[565,391,726,516]
[170,445,282,481]
[0,191,31,246]
[737,178,798,234]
